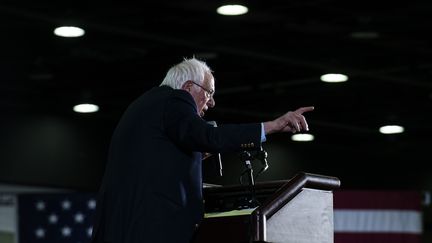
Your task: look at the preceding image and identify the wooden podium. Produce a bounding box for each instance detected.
[193,172,340,243]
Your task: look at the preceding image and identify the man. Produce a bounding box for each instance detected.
[91,57,313,243]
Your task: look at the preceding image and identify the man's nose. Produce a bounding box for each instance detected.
[207,96,215,108]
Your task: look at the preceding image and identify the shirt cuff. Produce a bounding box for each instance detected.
[261,123,266,142]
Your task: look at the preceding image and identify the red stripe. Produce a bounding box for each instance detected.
[335,233,421,243]
[334,190,422,210]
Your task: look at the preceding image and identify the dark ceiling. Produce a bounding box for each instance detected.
[0,1,431,192]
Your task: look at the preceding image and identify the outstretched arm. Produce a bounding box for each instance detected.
[263,106,314,135]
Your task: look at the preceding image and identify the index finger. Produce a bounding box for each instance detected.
[295,106,314,114]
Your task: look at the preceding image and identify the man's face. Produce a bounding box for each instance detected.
[187,72,215,117]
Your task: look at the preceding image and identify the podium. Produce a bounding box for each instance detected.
[193,172,340,243]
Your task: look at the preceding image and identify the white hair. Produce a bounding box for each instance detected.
[160,57,212,89]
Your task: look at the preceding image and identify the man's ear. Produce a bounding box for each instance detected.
[181,80,193,91]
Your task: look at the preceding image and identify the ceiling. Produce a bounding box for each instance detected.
[0,1,431,192]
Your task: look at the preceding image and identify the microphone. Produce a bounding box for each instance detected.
[207,121,223,177]
[256,146,269,174]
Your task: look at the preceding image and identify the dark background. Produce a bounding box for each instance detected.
[0,1,431,194]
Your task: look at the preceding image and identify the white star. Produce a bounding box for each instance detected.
[34,227,45,238]
[35,201,45,211]
[74,212,85,223]
[88,199,96,209]
[87,227,93,237]
[48,213,58,224]
[61,200,71,210]
[61,226,72,237]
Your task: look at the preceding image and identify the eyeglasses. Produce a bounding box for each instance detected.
[190,81,215,98]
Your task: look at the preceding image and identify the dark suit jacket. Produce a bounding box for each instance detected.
[91,85,261,243]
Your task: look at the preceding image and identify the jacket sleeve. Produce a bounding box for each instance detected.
[163,90,262,153]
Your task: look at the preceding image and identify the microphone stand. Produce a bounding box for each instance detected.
[239,151,259,208]
[207,121,223,177]
[255,146,269,179]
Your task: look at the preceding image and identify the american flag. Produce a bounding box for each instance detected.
[11,190,423,243]
[17,193,96,243]
[334,190,423,243]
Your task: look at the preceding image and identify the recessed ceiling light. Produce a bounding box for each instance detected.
[379,125,404,134]
[291,133,314,142]
[73,103,99,113]
[54,26,85,37]
[320,73,348,83]
[216,5,248,16]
